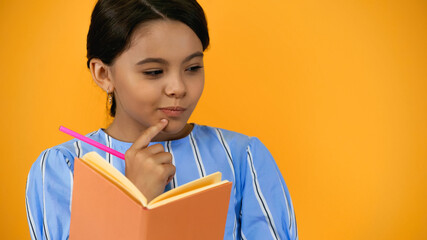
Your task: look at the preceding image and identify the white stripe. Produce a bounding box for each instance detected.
[296,225,299,240]
[278,176,292,231]
[292,206,298,240]
[78,141,82,157]
[65,158,71,168]
[233,220,237,240]
[277,172,298,239]
[215,129,236,181]
[39,151,48,169]
[25,196,37,240]
[215,129,237,240]
[73,141,81,158]
[241,231,247,240]
[25,172,37,240]
[88,130,98,136]
[105,134,112,165]
[69,166,74,213]
[41,150,51,240]
[247,146,279,240]
[105,133,109,162]
[64,157,73,213]
[189,132,206,177]
[167,141,177,188]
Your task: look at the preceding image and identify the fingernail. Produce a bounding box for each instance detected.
[160,119,168,123]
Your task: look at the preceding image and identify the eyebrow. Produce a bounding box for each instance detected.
[135,51,204,66]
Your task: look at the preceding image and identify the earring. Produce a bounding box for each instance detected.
[108,93,112,105]
[106,87,112,105]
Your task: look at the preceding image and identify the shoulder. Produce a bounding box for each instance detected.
[32,129,103,172]
[194,124,251,146]
[193,124,266,154]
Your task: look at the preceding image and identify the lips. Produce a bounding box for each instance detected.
[160,106,186,111]
[158,106,187,117]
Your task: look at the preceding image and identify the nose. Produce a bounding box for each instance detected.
[164,72,186,98]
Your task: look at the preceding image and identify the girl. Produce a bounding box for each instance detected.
[25,0,298,239]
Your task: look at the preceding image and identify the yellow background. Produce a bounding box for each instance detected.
[1,0,426,239]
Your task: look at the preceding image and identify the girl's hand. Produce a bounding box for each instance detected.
[124,119,175,203]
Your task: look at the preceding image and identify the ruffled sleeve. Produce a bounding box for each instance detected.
[26,148,74,240]
[239,137,298,240]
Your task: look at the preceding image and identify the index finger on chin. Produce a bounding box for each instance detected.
[130,119,168,150]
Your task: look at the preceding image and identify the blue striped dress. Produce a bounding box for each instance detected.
[26,124,298,240]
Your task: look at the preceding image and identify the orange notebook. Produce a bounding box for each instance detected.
[69,152,232,240]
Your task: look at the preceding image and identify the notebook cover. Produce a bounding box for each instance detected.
[70,157,232,240]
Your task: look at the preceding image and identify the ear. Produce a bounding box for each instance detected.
[89,58,114,93]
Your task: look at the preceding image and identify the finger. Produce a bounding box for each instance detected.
[130,119,168,150]
[162,164,176,184]
[153,152,173,164]
[166,175,174,184]
[144,143,165,155]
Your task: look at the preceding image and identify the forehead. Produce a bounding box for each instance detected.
[124,20,203,61]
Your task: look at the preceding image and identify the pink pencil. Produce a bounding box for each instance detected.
[59,126,125,160]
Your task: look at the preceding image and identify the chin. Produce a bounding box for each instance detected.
[163,119,188,134]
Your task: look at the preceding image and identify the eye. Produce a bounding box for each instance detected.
[143,69,163,77]
[185,65,203,72]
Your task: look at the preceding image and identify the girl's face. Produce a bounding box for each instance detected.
[109,20,205,135]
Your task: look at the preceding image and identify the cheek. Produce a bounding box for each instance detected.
[115,78,160,111]
[189,78,205,101]
[126,86,159,108]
